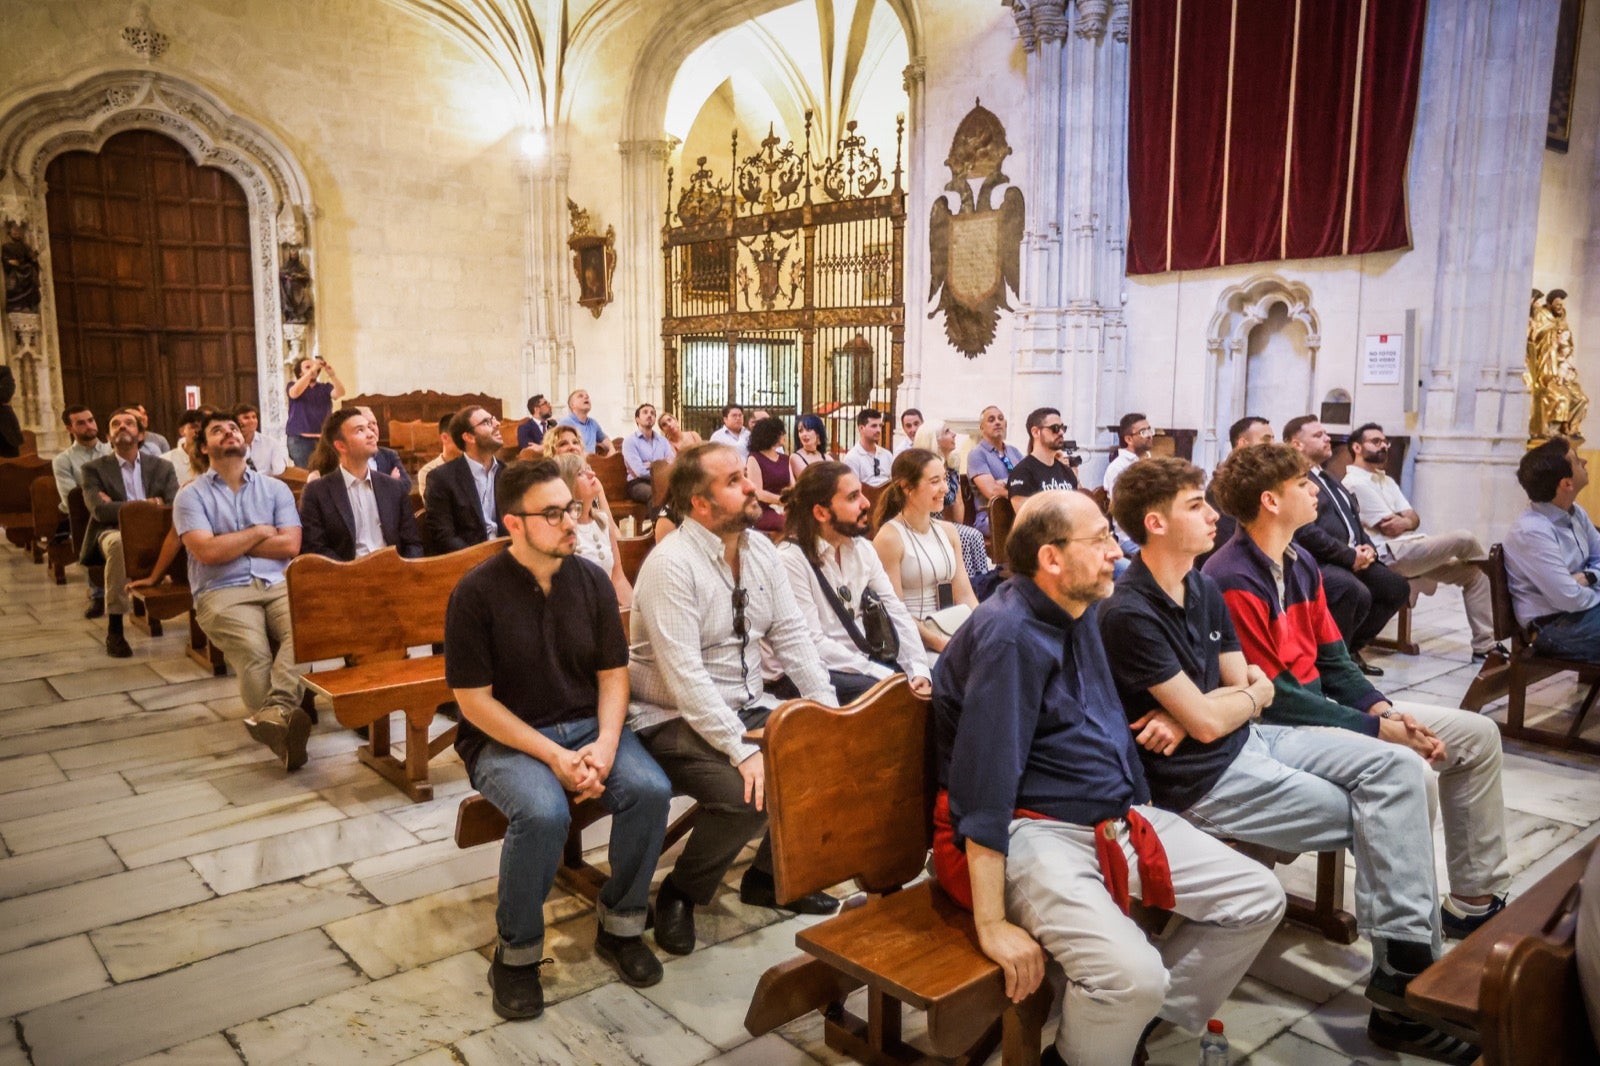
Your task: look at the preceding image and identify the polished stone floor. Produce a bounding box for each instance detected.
[1,543,1597,1066]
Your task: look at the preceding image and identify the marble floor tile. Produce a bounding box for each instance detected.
[1143,977,1316,1063]
[0,751,64,793]
[118,738,311,793]
[1247,1030,1373,1065]
[91,869,377,982]
[0,771,132,823]
[0,647,108,683]
[1243,923,1372,1007]
[0,628,100,660]
[1496,808,1579,881]
[122,1034,244,1065]
[0,778,229,854]
[131,675,244,711]
[382,779,480,843]
[54,719,249,778]
[227,948,498,1065]
[207,748,380,808]
[701,1033,823,1065]
[0,837,124,901]
[19,929,363,1066]
[347,837,504,905]
[1499,750,1600,825]
[0,692,143,736]
[187,810,421,895]
[108,792,346,868]
[0,702,218,761]
[324,878,498,979]
[0,860,212,955]
[392,1051,460,1066]
[0,934,111,1017]
[454,982,719,1065]
[148,655,217,685]
[48,661,170,700]
[0,677,56,711]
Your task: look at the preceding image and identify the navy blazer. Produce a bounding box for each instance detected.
[1293,466,1371,570]
[423,455,505,556]
[78,452,180,566]
[300,466,423,561]
[373,446,413,491]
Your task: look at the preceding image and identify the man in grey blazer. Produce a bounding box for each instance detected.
[80,407,179,657]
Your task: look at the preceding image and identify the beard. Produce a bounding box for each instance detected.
[712,495,761,534]
[829,510,871,539]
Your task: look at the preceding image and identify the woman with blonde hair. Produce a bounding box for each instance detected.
[912,418,963,523]
[554,453,633,608]
[657,412,702,452]
[872,448,977,655]
[542,424,584,458]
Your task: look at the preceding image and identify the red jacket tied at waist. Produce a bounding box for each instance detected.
[932,790,1175,915]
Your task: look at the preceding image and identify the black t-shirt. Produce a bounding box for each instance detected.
[444,550,629,771]
[1098,554,1247,812]
[1006,454,1080,498]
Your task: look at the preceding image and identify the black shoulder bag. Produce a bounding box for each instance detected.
[806,557,899,668]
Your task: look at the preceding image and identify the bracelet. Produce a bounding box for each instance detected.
[1380,708,1401,720]
[1242,687,1259,716]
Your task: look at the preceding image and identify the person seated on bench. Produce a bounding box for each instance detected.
[1343,422,1502,661]
[52,404,111,616]
[299,408,422,561]
[174,412,310,771]
[1197,416,1274,571]
[773,462,929,703]
[1505,437,1600,664]
[416,414,459,495]
[161,408,208,488]
[628,443,841,956]
[933,489,1286,1066]
[553,453,632,608]
[1204,442,1513,940]
[446,458,671,1019]
[872,448,979,656]
[1285,415,1410,677]
[1104,458,1469,1063]
[80,407,180,657]
[424,405,506,555]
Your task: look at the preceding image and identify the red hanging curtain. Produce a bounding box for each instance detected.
[1127,0,1428,276]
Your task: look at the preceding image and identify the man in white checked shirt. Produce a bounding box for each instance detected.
[628,442,842,956]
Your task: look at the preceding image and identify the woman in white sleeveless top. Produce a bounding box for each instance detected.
[872,448,978,654]
[554,453,633,608]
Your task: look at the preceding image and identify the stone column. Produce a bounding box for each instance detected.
[522,143,577,416]
[897,58,929,413]
[1411,0,1560,540]
[618,138,674,409]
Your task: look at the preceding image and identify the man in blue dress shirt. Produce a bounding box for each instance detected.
[1505,437,1600,663]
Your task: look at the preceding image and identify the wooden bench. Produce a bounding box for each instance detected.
[0,454,50,553]
[286,540,507,801]
[649,458,673,511]
[30,475,72,583]
[591,450,647,529]
[988,495,1016,566]
[120,501,226,674]
[1461,544,1600,754]
[275,467,309,504]
[744,675,1052,1065]
[345,389,502,430]
[1408,839,1598,1062]
[617,533,654,587]
[1370,603,1421,656]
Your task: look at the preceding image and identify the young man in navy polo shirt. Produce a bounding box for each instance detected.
[933,489,1284,1066]
[446,459,671,1020]
[1102,458,1465,1062]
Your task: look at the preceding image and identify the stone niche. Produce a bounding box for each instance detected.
[1203,273,1322,467]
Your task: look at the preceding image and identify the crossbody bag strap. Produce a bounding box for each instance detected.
[802,550,874,657]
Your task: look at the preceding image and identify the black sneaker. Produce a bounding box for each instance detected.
[594,929,663,987]
[1442,894,1506,939]
[1364,965,1412,1014]
[739,867,841,915]
[1471,643,1510,662]
[1368,1008,1478,1064]
[488,948,551,1020]
[84,599,105,620]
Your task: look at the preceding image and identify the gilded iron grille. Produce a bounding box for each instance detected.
[662,113,905,443]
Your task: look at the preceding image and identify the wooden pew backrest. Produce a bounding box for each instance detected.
[120,501,181,583]
[618,535,653,587]
[285,539,507,663]
[764,675,933,899]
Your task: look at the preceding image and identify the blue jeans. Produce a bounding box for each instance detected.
[287,435,316,469]
[1181,723,1440,952]
[470,720,671,964]
[1534,603,1600,664]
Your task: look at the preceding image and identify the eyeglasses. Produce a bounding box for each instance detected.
[1053,530,1120,549]
[506,501,583,526]
[471,415,500,430]
[1041,423,1066,434]
[1134,427,1155,437]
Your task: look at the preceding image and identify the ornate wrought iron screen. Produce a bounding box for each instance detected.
[663,114,905,450]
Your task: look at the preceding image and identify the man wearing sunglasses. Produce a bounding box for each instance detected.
[628,442,841,957]
[447,459,672,1019]
[1103,411,1154,498]
[424,405,507,555]
[1005,406,1080,500]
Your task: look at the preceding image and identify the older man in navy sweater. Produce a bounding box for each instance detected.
[932,489,1283,1066]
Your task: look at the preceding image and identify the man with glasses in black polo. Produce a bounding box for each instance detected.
[424,404,506,555]
[446,458,672,1019]
[627,442,841,957]
[1006,406,1081,500]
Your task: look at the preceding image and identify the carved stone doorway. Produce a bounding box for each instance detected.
[45,130,257,436]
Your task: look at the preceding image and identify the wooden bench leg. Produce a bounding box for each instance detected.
[353,709,455,803]
[1370,605,1420,656]
[1284,850,1359,945]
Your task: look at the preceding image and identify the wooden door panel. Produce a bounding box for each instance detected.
[46,130,257,440]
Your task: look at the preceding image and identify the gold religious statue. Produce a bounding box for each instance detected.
[1526,287,1589,441]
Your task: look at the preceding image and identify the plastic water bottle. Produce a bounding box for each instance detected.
[1198,1019,1229,1065]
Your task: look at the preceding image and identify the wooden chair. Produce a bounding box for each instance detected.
[988,496,1017,568]
[1408,839,1598,1062]
[286,540,507,801]
[861,481,887,512]
[29,475,72,583]
[590,450,646,527]
[617,534,654,587]
[649,458,673,511]
[745,676,1052,1065]
[0,455,50,553]
[1461,544,1600,754]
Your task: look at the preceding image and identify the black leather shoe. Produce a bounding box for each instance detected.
[488,947,550,1020]
[1471,643,1510,662]
[84,599,104,620]
[740,867,842,915]
[1352,653,1384,677]
[105,631,133,658]
[652,879,697,956]
[595,929,663,987]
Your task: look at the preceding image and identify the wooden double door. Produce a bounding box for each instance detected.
[46,130,258,439]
